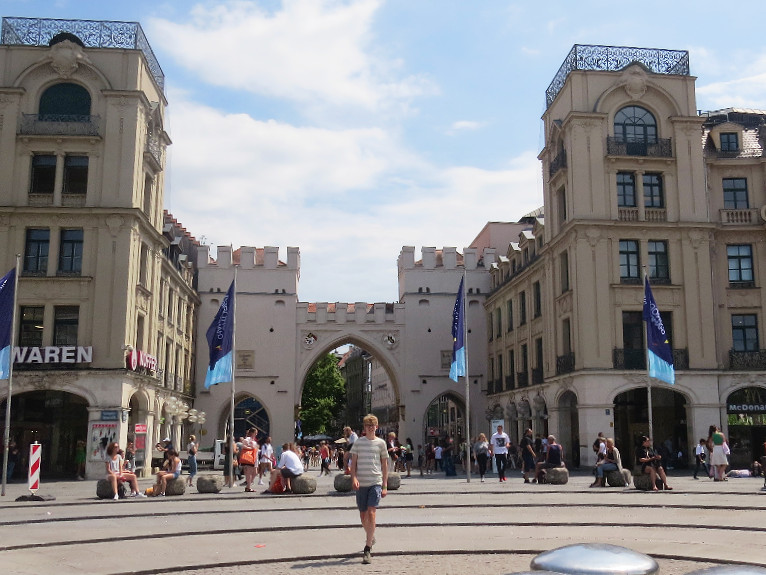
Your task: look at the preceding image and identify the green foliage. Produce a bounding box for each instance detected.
[301,353,346,437]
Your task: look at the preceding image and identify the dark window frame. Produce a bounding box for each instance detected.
[723,178,748,209]
[30,154,56,195]
[643,173,664,208]
[720,132,739,152]
[732,314,759,352]
[63,155,88,195]
[59,229,83,274]
[53,306,79,346]
[24,228,50,274]
[648,240,669,282]
[19,305,44,347]
[614,106,658,144]
[617,172,636,207]
[619,239,640,282]
[727,244,754,284]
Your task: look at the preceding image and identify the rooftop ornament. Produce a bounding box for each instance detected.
[1,16,164,91]
[545,44,690,109]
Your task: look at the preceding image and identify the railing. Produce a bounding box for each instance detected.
[546,45,690,109]
[729,280,756,289]
[607,136,673,158]
[549,150,567,177]
[145,134,164,166]
[618,207,639,221]
[517,371,529,387]
[645,208,667,222]
[706,148,764,159]
[532,368,544,384]
[673,348,689,370]
[504,374,515,390]
[556,353,575,375]
[19,114,100,136]
[729,350,766,370]
[613,348,645,370]
[720,208,759,224]
[1,17,164,91]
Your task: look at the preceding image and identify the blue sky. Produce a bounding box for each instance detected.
[6,1,766,302]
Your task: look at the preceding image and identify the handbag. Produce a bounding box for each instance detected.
[240,449,256,466]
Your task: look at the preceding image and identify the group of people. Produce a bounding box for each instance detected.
[220,431,275,490]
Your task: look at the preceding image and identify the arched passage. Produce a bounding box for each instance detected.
[423,391,466,448]
[614,386,689,469]
[725,386,766,468]
[0,390,88,479]
[557,390,580,468]
[127,390,150,472]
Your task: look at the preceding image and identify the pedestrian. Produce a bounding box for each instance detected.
[636,436,672,491]
[5,440,19,481]
[265,443,303,494]
[425,441,435,474]
[154,448,182,496]
[223,435,238,487]
[693,438,708,480]
[186,435,198,487]
[239,428,258,492]
[520,428,536,483]
[105,441,143,499]
[417,444,424,476]
[75,439,86,480]
[434,441,443,471]
[708,425,729,482]
[536,434,565,483]
[442,435,456,476]
[349,414,388,565]
[490,425,511,482]
[590,437,621,488]
[404,437,414,477]
[343,426,358,471]
[474,433,490,482]
[124,440,136,472]
[258,436,274,486]
[319,441,332,476]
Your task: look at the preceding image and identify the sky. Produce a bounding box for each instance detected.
[5,1,766,303]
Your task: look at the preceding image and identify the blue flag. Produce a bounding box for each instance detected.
[204,281,235,388]
[643,276,675,385]
[449,277,466,382]
[0,268,16,380]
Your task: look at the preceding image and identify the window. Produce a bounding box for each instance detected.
[728,245,754,285]
[24,229,50,274]
[619,240,640,282]
[19,306,44,347]
[53,306,79,346]
[519,291,527,325]
[143,174,154,217]
[30,155,56,194]
[648,240,669,282]
[617,172,636,207]
[497,355,504,387]
[521,344,528,372]
[506,300,513,332]
[720,133,739,152]
[63,156,88,195]
[508,350,515,385]
[622,310,644,350]
[39,82,91,120]
[535,337,543,370]
[723,178,748,209]
[643,173,664,208]
[562,318,572,355]
[59,229,83,274]
[560,251,570,293]
[614,106,657,144]
[732,314,759,352]
[494,308,502,338]
[533,281,542,318]
[139,244,149,286]
[557,187,567,225]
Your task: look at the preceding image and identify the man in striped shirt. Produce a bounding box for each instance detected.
[350,414,389,565]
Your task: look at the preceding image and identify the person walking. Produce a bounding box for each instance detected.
[186,435,198,487]
[693,438,708,480]
[349,414,388,565]
[520,428,537,483]
[239,428,258,492]
[258,436,274,486]
[709,425,729,481]
[319,441,332,476]
[490,425,511,482]
[474,433,490,482]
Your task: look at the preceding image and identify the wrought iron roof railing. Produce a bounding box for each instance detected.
[1,17,164,92]
[546,45,690,109]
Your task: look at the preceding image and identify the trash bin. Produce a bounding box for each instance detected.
[530,543,659,574]
[686,567,766,575]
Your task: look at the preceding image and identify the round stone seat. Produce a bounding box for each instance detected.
[96,478,126,499]
[545,466,569,485]
[387,472,401,490]
[196,474,223,493]
[334,473,353,492]
[606,468,632,487]
[633,468,654,491]
[164,476,186,496]
[291,474,316,494]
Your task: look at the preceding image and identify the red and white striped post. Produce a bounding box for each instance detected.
[28,442,41,494]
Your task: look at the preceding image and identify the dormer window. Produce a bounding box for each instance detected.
[720,132,739,152]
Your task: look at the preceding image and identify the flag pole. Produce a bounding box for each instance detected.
[228,264,238,489]
[462,268,471,483]
[643,269,654,443]
[2,255,21,497]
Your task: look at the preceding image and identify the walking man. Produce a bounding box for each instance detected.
[490,424,511,482]
[520,428,537,483]
[350,414,388,565]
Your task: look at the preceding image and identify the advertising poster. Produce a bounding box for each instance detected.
[90,422,118,461]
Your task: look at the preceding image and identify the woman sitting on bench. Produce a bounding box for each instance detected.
[105,442,143,499]
[590,437,623,487]
[636,436,672,491]
[154,448,182,496]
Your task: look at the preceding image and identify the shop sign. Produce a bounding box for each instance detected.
[12,346,92,364]
[127,350,157,373]
[134,423,148,434]
[727,403,766,414]
[101,410,119,421]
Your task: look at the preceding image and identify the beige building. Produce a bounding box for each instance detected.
[485,45,766,468]
[0,18,197,479]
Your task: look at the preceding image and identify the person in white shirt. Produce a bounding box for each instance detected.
[490,425,511,482]
[266,443,303,493]
[258,436,274,486]
[434,444,443,471]
[693,437,709,479]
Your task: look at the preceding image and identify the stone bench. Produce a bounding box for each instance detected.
[633,467,663,491]
[196,475,223,493]
[292,475,317,494]
[544,466,568,485]
[163,476,186,496]
[605,468,632,487]
[96,478,127,499]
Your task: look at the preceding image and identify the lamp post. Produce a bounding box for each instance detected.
[165,397,190,450]
[187,409,206,445]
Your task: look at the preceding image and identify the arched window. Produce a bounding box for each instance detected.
[614,105,657,143]
[39,83,91,121]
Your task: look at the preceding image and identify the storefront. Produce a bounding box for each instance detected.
[726,387,766,469]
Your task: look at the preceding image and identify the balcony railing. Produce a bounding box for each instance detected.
[504,375,515,390]
[549,150,567,177]
[532,367,544,384]
[706,147,764,160]
[673,348,689,370]
[729,350,766,370]
[145,134,164,167]
[517,371,529,388]
[618,207,639,222]
[720,208,760,225]
[607,136,673,158]
[645,208,667,222]
[19,114,101,136]
[556,353,575,375]
[613,348,645,370]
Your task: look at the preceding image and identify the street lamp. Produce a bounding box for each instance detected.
[187,409,206,444]
[165,397,190,449]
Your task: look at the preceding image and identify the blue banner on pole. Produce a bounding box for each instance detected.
[643,276,675,385]
[449,277,465,382]
[204,281,235,388]
[0,268,16,380]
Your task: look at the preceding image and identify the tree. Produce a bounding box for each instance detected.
[301,353,346,436]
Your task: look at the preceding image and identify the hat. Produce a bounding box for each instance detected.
[163,437,171,442]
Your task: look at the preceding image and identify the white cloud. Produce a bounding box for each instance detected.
[447,120,486,134]
[696,53,766,110]
[148,0,436,117]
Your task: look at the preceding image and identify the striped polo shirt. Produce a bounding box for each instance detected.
[350,436,387,487]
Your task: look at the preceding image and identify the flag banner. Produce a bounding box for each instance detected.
[449,277,465,382]
[204,281,235,388]
[643,276,675,385]
[0,268,16,380]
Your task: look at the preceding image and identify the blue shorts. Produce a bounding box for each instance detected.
[356,484,382,512]
[172,470,181,480]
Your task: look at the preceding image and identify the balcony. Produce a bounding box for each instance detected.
[618,207,639,222]
[516,371,529,388]
[607,136,673,158]
[613,348,645,370]
[729,350,766,370]
[504,375,515,390]
[706,147,764,160]
[720,208,760,225]
[549,150,567,177]
[532,368,544,385]
[145,134,165,168]
[673,348,689,370]
[556,353,575,375]
[645,208,667,222]
[19,114,101,137]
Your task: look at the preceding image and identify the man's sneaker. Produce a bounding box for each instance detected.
[362,547,371,564]
[129,492,138,498]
